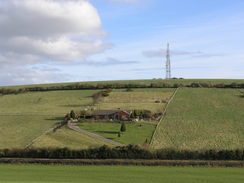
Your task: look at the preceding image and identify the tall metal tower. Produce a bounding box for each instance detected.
[165,43,171,79]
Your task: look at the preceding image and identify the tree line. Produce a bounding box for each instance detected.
[1,82,244,95]
[1,145,244,160]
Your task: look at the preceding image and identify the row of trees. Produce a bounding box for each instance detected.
[1,82,244,95]
[1,145,244,160]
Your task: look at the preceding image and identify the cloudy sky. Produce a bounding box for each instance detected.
[0,0,244,86]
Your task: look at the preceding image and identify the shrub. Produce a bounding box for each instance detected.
[70,110,77,119]
[120,122,126,132]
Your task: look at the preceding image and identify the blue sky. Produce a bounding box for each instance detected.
[0,0,244,85]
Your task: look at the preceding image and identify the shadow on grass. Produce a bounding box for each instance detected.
[45,117,64,121]
[60,104,93,107]
[95,130,119,135]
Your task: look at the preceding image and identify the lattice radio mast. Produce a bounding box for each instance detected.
[165,43,171,79]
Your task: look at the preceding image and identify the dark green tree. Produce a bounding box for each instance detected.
[120,122,126,132]
[70,110,77,119]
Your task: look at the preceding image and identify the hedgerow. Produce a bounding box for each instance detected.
[1,82,244,95]
[0,145,243,160]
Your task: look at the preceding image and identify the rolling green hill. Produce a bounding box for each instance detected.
[0,79,244,150]
[151,88,244,150]
[0,90,109,149]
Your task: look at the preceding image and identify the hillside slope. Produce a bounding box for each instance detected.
[151,88,244,150]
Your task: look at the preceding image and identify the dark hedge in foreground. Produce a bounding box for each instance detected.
[1,158,244,167]
[0,145,244,160]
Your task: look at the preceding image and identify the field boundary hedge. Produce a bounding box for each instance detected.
[0,158,244,167]
[1,81,244,95]
[1,145,244,161]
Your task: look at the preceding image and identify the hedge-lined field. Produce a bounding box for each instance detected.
[1,79,244,96]
[151,88,244,150]
[79,122,156,145]
[1,79,244,151]
[0,115,58,149]
[0,90,108,149]
[32,127,111,149]
[96,88,174,112]
[0,90,98,115]
[0,165,243,183]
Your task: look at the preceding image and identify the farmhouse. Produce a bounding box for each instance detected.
[84,110,132,121]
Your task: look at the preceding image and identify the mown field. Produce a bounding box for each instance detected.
[151,88,244,150]
[32,127,112,149]
[79,122,156,145]
[0,165,243,183]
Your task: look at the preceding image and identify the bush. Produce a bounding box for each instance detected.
[70,110,77,119]
[120,122,126,132]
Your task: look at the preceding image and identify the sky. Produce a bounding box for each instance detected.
[0,0,244,86]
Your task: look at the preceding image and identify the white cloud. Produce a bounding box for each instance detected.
[0,66,72,86]
[0,0,109,65]
[0,0,111,85]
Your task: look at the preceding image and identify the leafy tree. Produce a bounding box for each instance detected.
[70,110,77,119]
[120,122,126,132]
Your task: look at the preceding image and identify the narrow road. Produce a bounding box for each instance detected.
[68,122,125,147]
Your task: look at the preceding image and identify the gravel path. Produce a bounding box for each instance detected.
[68,122,125,147]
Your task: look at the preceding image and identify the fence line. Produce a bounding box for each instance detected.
[149,87,180,147]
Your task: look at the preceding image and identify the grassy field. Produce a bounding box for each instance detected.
[1,79,244,150]
[32,126,111,149]
[0,165,244,183]
[151,88,244,150]
[0,115,57,149]
[0,90,108,149]
[79,122,156,145]
[0,90,98,115]
[97,88,174,112]
[0,88,172,149]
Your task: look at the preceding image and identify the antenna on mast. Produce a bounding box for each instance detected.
[165,43,171,79]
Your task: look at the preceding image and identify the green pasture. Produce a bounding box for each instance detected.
[0,88,167,149]
[32,127,110,149]
[0,90,98,115]
[0,165,244,183]
[151,88,244,150]
[1,79,244,150]
[0,90,105,149]
[0,115,58,149]
[80,122,156,145]
[97,88,174,112]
